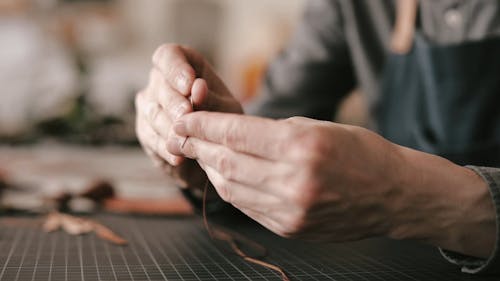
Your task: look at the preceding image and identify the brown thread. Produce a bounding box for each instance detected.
[202,180,290,281]
[184,96,289,280]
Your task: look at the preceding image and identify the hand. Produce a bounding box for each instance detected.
[169,113,403,241]
[135,44,242,188]
[170,112,495,259]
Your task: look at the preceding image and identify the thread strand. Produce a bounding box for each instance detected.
[202,180,290,281]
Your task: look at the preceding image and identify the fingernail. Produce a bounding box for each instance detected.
[167,136,184,156]
[174,120,187,136]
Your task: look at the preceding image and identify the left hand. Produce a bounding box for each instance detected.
[135,44,242,191]
[168,112,406,241]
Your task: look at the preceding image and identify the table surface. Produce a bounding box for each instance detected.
[0,145,179,199]
[0,214,497,281]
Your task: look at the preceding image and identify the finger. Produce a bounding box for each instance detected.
[147,105,171,140]
[190,78,242,114]
[152,44,196,96]
[198,162,296,234]
[283,116,318,124]
[150,68,193,120]
[201,164,281,210]
[136,114,183,166]
[190,78,208,110]
[136,92,158,164]
[171,136,289,193]
[138,133,169,169]
[137,92,175,139]
[148,109,189,158]
[138,78,190,160]
[174,112,292,160]
[136,91,163,125]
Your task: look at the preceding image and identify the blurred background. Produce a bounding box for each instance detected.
[0,0,306,144]
[0,0,368,213]
[0,0,314,213]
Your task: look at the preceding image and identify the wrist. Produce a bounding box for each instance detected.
[386,147,495,258]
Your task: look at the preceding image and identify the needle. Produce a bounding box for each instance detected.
[181,95,193,149]
[181,136,188,149]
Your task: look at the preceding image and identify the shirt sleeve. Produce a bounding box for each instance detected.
[246,0,356,121]
[440,166,500,274]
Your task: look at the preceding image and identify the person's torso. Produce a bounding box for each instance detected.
[339,0,500,165]
[339,0,500,105]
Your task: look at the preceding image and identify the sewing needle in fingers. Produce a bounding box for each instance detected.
[181,96,193,149]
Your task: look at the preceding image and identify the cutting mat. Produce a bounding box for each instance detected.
[0,214,496,281]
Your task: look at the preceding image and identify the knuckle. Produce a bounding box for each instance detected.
[221,119,240,147]
[290,127,329,164]
[168,62,184,79]
[286,183,303,205]
[288,173,322,209]
[274,125,294,156]
[283,116,307,124]
[301,128,327,155]
[222,132,238,148]
[281,212,307,237]
[164,64,181,84]
[273,226,293,239]
[152,43,181,65]
[168,99,190,120]
[150,107,160,124]
[145,101,161,123]
[215,152,235,180]
[176,64,195,80]
[189,116,203,136]
[153,45,194,87]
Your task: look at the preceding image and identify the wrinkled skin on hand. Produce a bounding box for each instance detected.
[137,45,495,260]
[170,113,405,242]
[135,44,242,189]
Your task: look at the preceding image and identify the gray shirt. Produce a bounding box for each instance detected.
[248,0,500,274]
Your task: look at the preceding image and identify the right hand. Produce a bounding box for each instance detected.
[135,44,243,189]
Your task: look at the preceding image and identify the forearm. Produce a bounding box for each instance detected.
[387,145,496,259]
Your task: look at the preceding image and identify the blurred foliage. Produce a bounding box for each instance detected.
[0,94,137,146]
[34,94,137,145]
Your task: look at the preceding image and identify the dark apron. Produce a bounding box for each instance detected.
[375,33,500,167]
